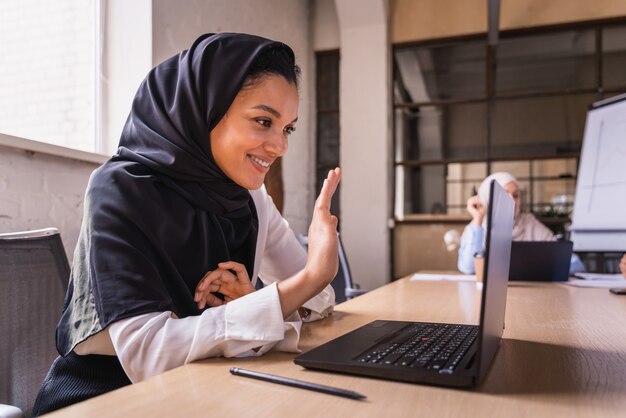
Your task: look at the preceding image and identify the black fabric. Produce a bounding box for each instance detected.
[55,32,295,357]
[116,32,290,215]
[32,353,131,417]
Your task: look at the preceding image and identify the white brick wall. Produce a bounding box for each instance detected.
[0,0,95,152]
[0,0,316,262]
[0,145,100,261]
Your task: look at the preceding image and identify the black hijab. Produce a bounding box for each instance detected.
[57,33,296,355]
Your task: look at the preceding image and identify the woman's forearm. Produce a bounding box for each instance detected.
[276,270,327,318]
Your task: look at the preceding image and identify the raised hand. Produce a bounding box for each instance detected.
[304,167,341,290]
[275,168,342,318]
[466,195,485,226]
[194,261,255,309]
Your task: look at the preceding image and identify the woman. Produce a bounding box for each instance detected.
[458,172,584,274]
[33,33,340,415]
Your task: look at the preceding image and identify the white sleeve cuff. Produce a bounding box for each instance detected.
[227,283,303,355]
[301,283,335,322]
[109,282,303,383]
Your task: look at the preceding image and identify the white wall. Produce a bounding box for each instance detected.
[2,0,315,262]
[313,0,340,51]
[100,0,152,155]
[313,0,393,290]
[151,0,315,234]
[2,0,394,291]
[0,142,101,260]
[335,0,391,290]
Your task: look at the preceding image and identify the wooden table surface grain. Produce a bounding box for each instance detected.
[43,279,626,418]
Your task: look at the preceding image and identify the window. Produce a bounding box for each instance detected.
[393,21,626,231]
[0,0,97,152]
[316,50,340,218]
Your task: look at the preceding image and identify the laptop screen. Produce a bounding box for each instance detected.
[509,241,573,281]
[477,180,514,383]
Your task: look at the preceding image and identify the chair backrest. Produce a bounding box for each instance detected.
[296,234,359,304]
[0,228,69,418]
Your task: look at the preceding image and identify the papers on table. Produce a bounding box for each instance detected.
[565,279,626,288]
[410,273,476,282]
[566,272,626,288]
[572,272,624,281]
[409,272,626,288]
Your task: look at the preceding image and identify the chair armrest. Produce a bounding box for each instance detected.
[0,404,24,418]
[345,287,368,299]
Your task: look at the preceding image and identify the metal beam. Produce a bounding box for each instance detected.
[488,0,500,46]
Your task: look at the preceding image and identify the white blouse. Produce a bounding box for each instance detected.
[74,186,335,383]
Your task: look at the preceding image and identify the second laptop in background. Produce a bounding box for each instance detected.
[509,241,573,282]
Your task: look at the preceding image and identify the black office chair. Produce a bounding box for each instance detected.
[0,228,70,418]
[296,234,367,303]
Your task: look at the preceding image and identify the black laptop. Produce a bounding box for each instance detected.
[294,180,514,388]
[508,241,573,282]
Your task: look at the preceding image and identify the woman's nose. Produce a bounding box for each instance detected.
[264,131,288,157]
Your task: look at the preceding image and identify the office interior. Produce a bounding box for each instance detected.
[1,0,626,291]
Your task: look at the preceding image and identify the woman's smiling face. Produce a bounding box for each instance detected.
[210,75,299,190]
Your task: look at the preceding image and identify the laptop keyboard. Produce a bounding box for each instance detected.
[356,323,479,374]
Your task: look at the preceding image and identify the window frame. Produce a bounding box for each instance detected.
[392,19,626,221]
[315,49,341,219]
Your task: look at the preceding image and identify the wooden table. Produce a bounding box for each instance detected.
[44,279,626,418]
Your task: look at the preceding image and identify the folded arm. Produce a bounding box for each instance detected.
[108,283,301,383]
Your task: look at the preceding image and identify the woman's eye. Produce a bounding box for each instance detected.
[284,126,296,135]
[256,118,271,128]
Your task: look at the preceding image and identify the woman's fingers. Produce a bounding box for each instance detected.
[195,262,256,310]
[196,269,223,291]
[197,269,236,291]
[328,167,341,197]
[303,168,342,289]
[326,168,341,201]
[195,271,221,302]
[195,268,237,308]
[218,261,255,298]
[316,167,341,212]
[204,293,224,308]
[218,261,249,283]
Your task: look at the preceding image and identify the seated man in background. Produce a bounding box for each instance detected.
[458,172,585,275]
[620,254,626,277]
